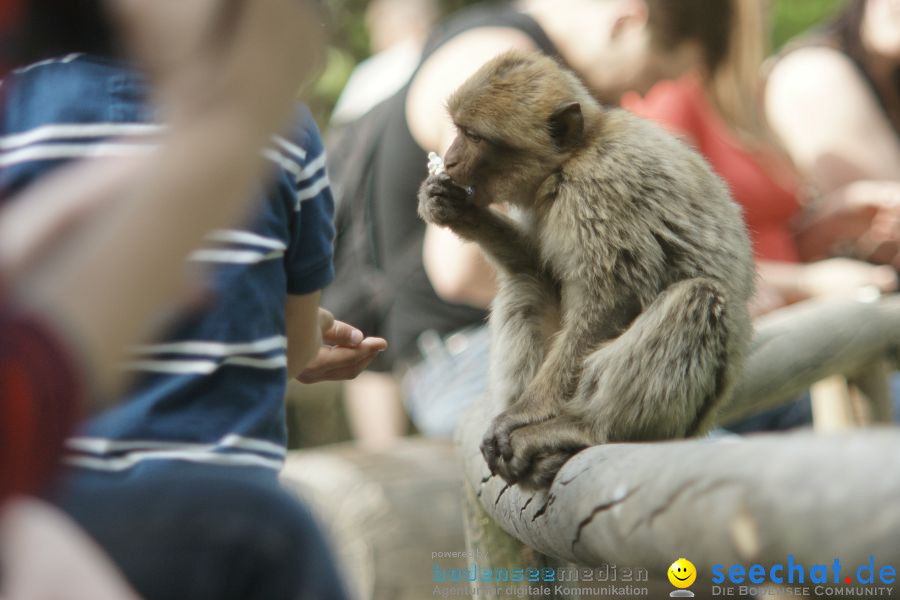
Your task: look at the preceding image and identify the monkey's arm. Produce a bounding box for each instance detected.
[418,174,542,276]
[481,285,621,481]
[512,282,622,409]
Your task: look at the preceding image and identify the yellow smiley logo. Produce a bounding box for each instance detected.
[668,558,697,588]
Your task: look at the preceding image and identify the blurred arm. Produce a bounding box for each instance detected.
[765,47,900,192]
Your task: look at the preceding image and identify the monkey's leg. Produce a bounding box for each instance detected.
[482,296,624,480]
[480,272,561,481]
[572,277,733,442]
[494,278,734,487]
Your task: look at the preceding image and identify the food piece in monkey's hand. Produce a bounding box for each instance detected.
[418,154,478,228]
[427,152,446,176]
[418,51,755,489]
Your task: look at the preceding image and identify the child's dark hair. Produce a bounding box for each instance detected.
[17,0,119,65]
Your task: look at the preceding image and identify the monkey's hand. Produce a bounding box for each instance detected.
[417,173,480,230]
[482,413,594,489]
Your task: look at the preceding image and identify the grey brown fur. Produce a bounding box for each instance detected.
[418,51,754,488]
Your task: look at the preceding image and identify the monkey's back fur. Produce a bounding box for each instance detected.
[533,107,754,435]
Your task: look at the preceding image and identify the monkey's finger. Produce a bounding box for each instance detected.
[480,432,502,476]
[485,415,516,464]
[481,424,513,478]
[492,456,519,486]
[425,177,470,200]
[493,412,538,464]
[424,185,470,205]
[481,439,518,484]
[517,452,571,490]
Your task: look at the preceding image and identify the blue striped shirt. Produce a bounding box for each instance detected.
[0,55,335,474]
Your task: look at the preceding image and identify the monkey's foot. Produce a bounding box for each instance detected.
[481,399,555,474]
[484,416,593,489]
[417,173,477,228]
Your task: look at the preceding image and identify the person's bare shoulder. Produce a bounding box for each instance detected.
[766,45,900,187]
[768,45,867,106]
[407,28,538,152]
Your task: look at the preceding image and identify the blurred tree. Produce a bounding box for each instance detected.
[309,0,850,127]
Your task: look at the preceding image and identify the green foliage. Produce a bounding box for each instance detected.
[773,0,846,48]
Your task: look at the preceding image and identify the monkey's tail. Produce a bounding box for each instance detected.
[572,277,736,442]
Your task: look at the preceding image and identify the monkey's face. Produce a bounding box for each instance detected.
[444,51,592,208]
[441,127,544,208]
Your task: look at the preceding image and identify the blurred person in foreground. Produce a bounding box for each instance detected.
[0,0,380,598]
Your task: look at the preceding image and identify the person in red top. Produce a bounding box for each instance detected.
[622,1,897,316]
[624,74,803,264]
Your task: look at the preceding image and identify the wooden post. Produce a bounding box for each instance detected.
[462,481,560,598]
[849,359,894,424]
[810,374,857,431]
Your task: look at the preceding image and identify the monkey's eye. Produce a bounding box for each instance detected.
[462,128,483,143]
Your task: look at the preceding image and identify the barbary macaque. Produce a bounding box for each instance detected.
[418,51,754,489]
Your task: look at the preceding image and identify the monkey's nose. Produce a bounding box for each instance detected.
[444,157,459,169]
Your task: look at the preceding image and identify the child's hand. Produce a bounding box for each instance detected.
[296,309,388,384]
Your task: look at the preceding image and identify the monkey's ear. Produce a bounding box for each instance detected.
[549,102,584,149]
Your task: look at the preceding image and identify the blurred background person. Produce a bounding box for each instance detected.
[766,0,899,271]
[330,0,439,125]
[623,0,898,318]
[324,0,441,450]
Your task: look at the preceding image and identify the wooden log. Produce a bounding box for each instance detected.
[280,439,470,600]
[462,481,562,597]
[460,296,900,585]
[461,400,900,573]
[721,295,900,424]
